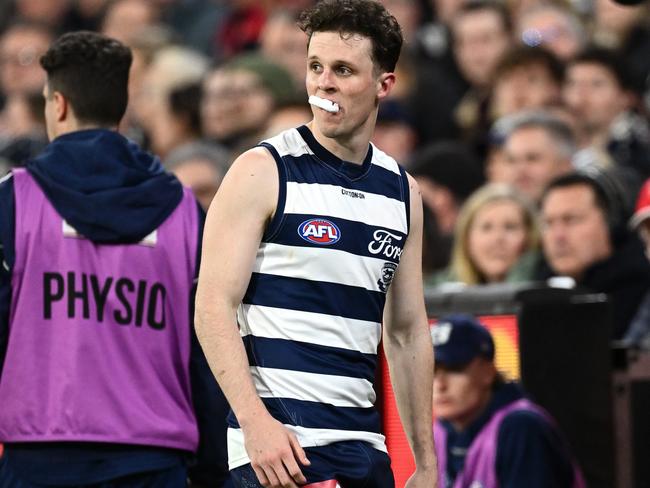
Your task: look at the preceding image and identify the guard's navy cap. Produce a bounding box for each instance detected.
[431,314,495,368]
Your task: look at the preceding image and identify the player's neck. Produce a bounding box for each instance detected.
[307,121,374,165]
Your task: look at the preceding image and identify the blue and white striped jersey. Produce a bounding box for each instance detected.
[227,125,410,469]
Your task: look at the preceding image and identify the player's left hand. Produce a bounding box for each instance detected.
[404,466,438,488]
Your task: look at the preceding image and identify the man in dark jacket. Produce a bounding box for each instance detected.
[539,171,650,339]
[0,31,228,487]
[432,314,584,488]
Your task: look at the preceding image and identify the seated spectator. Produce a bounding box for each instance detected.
[263,98,312,139]
[410,141,485,277]
[434,183,540,287]
[563,46,650,178]
[201,54,296,155]
[490,46,564,119]
[539,170,650,339]
[517,4,587,61]
[621,179,650,349]
[372,99,418,165]
[135,45,209,158]
[451,0,513,159]
[259,10,308,90]
[100,0,161,46]
[165,141,231,211]
[432,314,585,488]
[0,20,52,97]
[491,110,575,203]
[0,20,52,143]
[593,0,650,105]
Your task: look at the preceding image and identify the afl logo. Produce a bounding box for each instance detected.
[298,218,341,245]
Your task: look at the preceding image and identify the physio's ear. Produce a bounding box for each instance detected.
[53,91,68,122]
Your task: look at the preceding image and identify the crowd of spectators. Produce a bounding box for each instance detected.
[0,0,648,339]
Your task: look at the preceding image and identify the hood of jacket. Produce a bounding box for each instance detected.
[27,129,183,243]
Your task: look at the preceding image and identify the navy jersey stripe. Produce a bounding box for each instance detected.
[228,398,382,433]
[282,154,404,201]
[243,273,385,323]
[296,125,373,180]
[259,142,287,241]
[242,335,377,382]
[267,214,406,265]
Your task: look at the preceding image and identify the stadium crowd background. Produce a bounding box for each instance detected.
[0,0,649,484]
[1,0,650,298]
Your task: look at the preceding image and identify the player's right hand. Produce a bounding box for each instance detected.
[242,412,311,488]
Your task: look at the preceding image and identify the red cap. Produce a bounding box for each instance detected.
[630,179,650,229]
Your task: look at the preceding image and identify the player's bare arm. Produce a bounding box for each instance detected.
[382,173,438,488]
[195,147,309,488]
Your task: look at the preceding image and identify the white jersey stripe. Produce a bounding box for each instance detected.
[286,182,407,233]
[251,366,375,408]
[254,242,387,291]
[238,304,381,354]
[368,143,401,174]
[227,426,387,470]
[265,128,312,158]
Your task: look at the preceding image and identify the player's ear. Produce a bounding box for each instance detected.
[376,72,395,101]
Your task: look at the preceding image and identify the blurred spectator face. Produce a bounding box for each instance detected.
[541,184,612,280]
[452,9,510,87]
[433,358,495,429]
[264,104,312,138]
[518,8,583,61]
[172,158,224,210]
[102,0,158,45]
[492,63,561,117]
[0,26,51,96]
[415,179,458,235]
[260,14,307,88]
[595,0,646,38]
[15,0,70,26]
[202,69,240,141]
[431,0,464,25]
[502,126,572,202]
[563,62,631,138]
[379,0,421,44]
[202,68,273,142]
[233,69,275,133]
[467,199,528,282]
[134,47,207,156]
[372,121,417,164]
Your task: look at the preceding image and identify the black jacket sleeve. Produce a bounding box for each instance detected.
[496,410,575,488]
[0,175,14,379]
[187,202,230,486]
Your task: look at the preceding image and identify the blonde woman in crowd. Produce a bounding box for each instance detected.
[430,183,540,287]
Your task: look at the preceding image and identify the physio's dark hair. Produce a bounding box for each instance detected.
[40,31,132,126]
[297,0,403,73]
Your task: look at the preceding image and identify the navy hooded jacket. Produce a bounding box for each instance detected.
[0,129,229,486]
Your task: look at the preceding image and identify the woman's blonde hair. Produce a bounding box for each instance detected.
[450,184,539,285]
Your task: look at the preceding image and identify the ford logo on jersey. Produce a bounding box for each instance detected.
[298,218,341,245]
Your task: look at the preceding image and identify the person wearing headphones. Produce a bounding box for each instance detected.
[621,179,650,348]
[432,314,585,488]
[538,170,650,339]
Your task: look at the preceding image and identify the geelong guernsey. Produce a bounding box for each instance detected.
[227,125,410,469]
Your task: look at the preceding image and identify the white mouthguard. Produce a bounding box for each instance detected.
[309,95,339,113]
